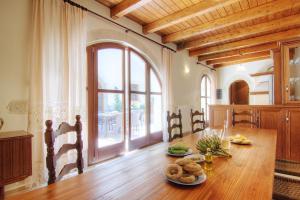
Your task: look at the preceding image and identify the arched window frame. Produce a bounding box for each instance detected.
[87,42,163,165]
[200,75,211,121]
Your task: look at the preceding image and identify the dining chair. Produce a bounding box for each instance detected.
[167,110,183,142]
[273,160,300,199]
[190,109,205,134]
[44,115,84,185]
[232,110,258,128]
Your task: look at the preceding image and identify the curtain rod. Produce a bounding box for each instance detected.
[196,62,216,71]
[63,0,177,53]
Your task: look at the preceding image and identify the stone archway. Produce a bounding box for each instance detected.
[229,80,249,105]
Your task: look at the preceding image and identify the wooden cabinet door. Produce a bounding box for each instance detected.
[257,108,285,159]
[209,106,229,128]
[286,109,300,161]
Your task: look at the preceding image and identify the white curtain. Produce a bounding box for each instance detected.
[27,0,87,187]
[162,48,174,142]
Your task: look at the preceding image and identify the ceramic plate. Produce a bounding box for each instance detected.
[184,154,205,163]
[167,148,193,157]
[167,174,207,186]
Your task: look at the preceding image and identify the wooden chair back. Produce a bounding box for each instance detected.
[232,110,258,128]
[167,110,183,142]
[44,115,83,185]
[190,109,205,133]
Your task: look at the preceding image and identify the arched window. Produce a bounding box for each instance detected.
[87,43,162,164]
[200,75,211,121]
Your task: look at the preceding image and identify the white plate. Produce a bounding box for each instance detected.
[167,174,207,186]
[167,148,193,157]
[184,154,205,163]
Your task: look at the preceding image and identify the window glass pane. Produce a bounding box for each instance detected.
[207,98,211,120]
[201,77,206,96]
[98,93,123,147]
[130,52,146,92]
[98,48,123,90]
[201,97,206,113]
[207,77,211,97]
[150,95,162,133]
[131,94,146,139]
[150,69,161,93]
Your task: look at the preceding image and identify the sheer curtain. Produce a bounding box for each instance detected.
[162,48,174,142]
[27,0,87,187]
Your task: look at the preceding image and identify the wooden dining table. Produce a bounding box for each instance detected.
[7,127,277,200]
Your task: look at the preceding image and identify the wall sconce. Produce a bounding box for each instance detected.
[0,118,3,131]
[184,66,190,74]
[236,64,246,72]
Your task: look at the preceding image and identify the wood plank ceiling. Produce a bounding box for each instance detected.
[96,0,300,68]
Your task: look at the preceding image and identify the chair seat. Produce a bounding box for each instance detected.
[273,175,300,200]
[276,160,300,177]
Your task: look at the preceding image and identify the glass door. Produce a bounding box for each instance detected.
[128,50,148,150]
[200,75,211,121]
[87,43,163,165]
[95,45,126,161]
[149,69,163,144]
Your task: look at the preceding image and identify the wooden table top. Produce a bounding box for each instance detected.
[8,128,277,200]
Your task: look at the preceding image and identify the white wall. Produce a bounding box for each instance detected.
[0,0,31,132]
[216,59,273,105]
[172,52,217,133]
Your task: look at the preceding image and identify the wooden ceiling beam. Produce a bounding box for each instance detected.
[198,43,278,61]
[206,51,270,65]
[213,56,271,68]
[190,28,300,56]
[111,0,151,19]
[143,0,239,34]
[162,0,300,43]
[181,13,300,50]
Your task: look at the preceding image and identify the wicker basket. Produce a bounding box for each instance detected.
[273,175,300,200]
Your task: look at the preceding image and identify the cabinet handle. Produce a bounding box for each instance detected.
[286,86,289,92]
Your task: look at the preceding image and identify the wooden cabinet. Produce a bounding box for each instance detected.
[0,131,33,199]
[209,105,300,161]
[257,108,285,159]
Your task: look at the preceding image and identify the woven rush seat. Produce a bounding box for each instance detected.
[273,175,300,200]
[276,160,300,177]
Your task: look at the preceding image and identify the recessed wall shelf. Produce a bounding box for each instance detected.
[250,91,270,95]
[250,71,274,77]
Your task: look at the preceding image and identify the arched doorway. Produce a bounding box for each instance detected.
[229,80,249,105]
